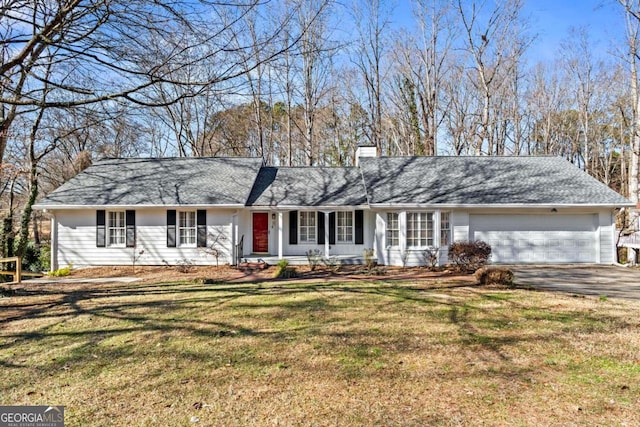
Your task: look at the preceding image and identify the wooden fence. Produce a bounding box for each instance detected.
[0,257,44,284]
[0,256,22,284]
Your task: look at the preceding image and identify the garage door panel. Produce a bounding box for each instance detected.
[470,214,597,264]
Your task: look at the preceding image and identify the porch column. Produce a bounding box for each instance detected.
[50,213,58,272]
[278,211,283,260]
[324,211,330,257]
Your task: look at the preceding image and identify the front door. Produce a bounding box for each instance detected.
[252,212,269,253]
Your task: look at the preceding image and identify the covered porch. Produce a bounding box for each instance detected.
[232,209,371,266]
[241,254,365,266]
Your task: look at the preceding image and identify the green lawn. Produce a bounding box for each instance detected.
[1,279,639,426]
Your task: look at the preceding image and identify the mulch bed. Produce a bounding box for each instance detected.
[59,263,476,285]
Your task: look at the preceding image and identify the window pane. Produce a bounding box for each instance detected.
[300,211,316,243]
[107,211,126,246]
[440,212,451,246]
[178,211,197,245]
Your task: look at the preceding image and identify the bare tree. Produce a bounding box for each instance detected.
[454,0,529,155]
[0,1,302,164]
[351,0,393,154]
[619,0,640,235]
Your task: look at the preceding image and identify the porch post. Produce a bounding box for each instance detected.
[50,213,58,272]
[278,211,283,260]
[324,211,330,257]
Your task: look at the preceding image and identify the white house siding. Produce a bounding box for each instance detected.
[374,209,616,266]
[374,210,452,267]
[598,211,616,264]
[54,208,235,268]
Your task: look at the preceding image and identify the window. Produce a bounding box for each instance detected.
[299,211,316,243]
[407,212,433,247]
[108,211,126,247]
[386,213,399,247]
[179,211,196,246]
[336,211,353,243]
[440,212,451,246]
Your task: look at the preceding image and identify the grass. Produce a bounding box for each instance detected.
[1,279,639,426]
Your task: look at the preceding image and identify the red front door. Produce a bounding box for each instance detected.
[252,212,269,253]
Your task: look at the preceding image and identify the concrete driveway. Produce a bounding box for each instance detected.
[510,265,640,301]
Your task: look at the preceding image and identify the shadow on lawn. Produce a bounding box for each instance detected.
[0,280,620,382]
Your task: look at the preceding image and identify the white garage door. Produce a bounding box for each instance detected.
[469,214,597,263]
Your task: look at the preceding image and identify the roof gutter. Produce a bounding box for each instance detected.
[368,202,636,209]
[33,203,247,210]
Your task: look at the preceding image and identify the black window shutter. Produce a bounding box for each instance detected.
[329,212,336,245]
[289,210,298,245]
[197,209,207,248]
[355,210,364,244]
[126,210,136,248]
[318,212,325,244]
[96,210,106,247]
[167,210,176,247]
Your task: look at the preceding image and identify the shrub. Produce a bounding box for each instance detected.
[48,263,73,277]
[175,259,195,273]
[422,247,440,269]
[306,249,322,271]
[448,240,492,272]
[273,259,297,279]
[363,248,376,271]
[475,267,514,286]
[322,257,341,272]
[38,244,51,271]
[18,241,50,272]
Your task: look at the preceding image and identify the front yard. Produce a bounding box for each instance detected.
[1,276,639,426]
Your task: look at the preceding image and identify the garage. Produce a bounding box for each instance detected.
[469,214,597,263]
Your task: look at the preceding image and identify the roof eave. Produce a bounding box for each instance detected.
[33,203,247,210]
[368,202,635,209]
[247,204,370,210]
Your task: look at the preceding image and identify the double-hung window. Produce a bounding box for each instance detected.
[407,212,434,248]
[386,213,399,247]
[440,212,451,246]
[179,211,197,246]
[108,211,126,247]
[336,211,353,243]
[299,211,316,243]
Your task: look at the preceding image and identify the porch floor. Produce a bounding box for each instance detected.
[242,254,365,266]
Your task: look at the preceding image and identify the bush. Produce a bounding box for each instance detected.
[18,241,50,272]
[448,241,492,272]
[422,247,440,269]
[306,249,322,271]
[273,259,297,279]
[48,263,73,277]
[363,248,376,271]
[475,267,514,286]
[38,244,51,271]
[175,259,195,273]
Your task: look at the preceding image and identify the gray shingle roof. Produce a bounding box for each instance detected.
[360,156,632,206]
[35,157,264,207]
[246,166,368,207]
[36,155,631,209]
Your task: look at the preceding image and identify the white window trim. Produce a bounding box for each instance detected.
[336,211,354,244]
[440,211,451,247]
[406,211,435,249]
[178,210,197,248]
[386,211,400,248]
[107,210,126,248]
[299,211,317,244]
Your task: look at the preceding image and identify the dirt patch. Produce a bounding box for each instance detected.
[65,264,474,285]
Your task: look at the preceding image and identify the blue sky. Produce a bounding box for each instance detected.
[524,0,624,62]
[390,0,625,64]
